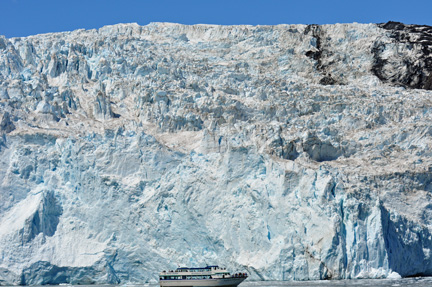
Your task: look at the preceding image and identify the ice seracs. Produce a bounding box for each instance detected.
[0,21,432,285]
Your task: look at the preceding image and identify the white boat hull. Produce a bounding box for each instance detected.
[159,277,246,287]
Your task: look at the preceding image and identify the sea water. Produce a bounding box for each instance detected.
[136,277,432,286]
[7,279,431,287]
[240,277,432,286]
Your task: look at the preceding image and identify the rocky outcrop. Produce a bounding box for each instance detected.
[374,21,432,90]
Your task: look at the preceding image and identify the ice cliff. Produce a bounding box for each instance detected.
[1,21,432,284]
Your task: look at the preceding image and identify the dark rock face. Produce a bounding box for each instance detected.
[374,21,432,90]
[319,75,337,86]
[304,24,344,86]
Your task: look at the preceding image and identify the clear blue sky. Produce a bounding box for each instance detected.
[1,0,431,38]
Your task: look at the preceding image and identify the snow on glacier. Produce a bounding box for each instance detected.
[1,22,432,284]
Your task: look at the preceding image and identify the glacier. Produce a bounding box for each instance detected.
[0,21,432,285]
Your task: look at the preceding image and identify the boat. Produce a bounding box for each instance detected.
[159,265,248,287]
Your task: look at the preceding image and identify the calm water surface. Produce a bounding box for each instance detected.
[15,279,431,287]
[240,277,432,286]
[125,277,432,287]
